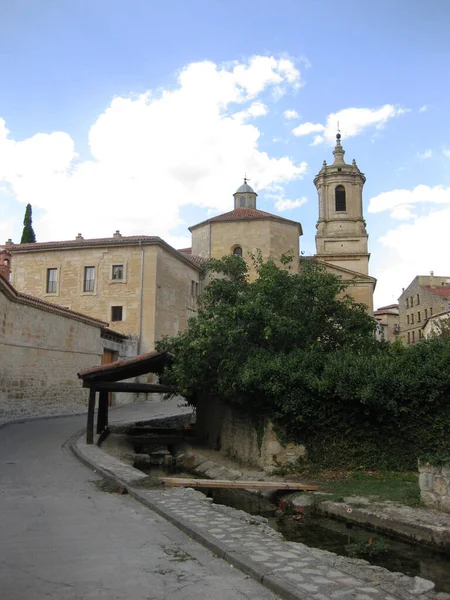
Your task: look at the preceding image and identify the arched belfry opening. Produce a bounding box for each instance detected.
[335,185,346,212]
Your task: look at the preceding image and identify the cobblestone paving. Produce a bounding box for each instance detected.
[138,487,441,600]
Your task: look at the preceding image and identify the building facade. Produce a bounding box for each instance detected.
[6,234,202,354]
[374,304,400,343]
[313,133,375,313]
[398,273,450,345]
[4,135,375,360]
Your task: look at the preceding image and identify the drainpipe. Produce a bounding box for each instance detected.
[137,241,145,355]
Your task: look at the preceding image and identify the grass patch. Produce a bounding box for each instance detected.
[312,470,422,507]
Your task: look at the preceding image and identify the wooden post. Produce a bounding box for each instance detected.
[86,388,96,444]
[97,390,109,434]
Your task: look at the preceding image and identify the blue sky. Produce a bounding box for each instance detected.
[1,0,449,307]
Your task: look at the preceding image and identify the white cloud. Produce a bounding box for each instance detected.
[292,104,406,144]
[0,56,307,244]
[417,149,433,160]
[419,105,429,112]
[369,185,450,307]
[368,184,450,215]
[292,121,325,136]
[443,148,450,159]
[275,196,308,211]
[283,109,300,120]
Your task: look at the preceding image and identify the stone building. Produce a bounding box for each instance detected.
[398,273,450,345]
[374,304,400,343]
[0,275,122,421]
[313,133,376,312]
[189,179,303,278]
[4,134,375,360]
[6,234,203,354]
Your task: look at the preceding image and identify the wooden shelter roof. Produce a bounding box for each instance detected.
[78,350,171,383]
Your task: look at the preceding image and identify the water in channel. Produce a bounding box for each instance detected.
[199,487,450,594]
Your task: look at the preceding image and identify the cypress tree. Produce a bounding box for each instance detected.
[20,204,36,244]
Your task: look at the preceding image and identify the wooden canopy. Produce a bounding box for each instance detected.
[78,350,175,444]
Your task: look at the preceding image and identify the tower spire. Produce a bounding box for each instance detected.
[332,131,345,165]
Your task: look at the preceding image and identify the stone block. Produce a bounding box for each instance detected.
[433,476,448,496]
[420,490,437,508]
[419,471,434,492]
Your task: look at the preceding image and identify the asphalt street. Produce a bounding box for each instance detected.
[0,415,279,600]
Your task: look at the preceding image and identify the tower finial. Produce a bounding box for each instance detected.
[243,173,250,185]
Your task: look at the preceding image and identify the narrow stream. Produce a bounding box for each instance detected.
[200,487,450,594]
[132,444,450,593]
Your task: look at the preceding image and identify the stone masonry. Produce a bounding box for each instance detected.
[419,463,450,514]
[0,276,106,421]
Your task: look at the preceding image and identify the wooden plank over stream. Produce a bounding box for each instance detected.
[159,478,318,491]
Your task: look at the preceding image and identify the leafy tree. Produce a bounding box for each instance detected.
[158,254,450,470]
[158,254,379,412]
[20,204,36,244]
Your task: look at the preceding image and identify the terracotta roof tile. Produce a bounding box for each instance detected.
[423,285,450,298]
[0,275,108,328]
[6,235,161,252]
[78,350,171,381]
[189,208,302,232]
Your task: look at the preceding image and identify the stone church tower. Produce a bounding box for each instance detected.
[314,133,375,313]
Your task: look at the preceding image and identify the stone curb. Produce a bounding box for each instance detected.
[72,432,310,600]
[70,430,450,600]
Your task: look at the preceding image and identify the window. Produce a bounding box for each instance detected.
[46,268,57,293]
[417,294,420,305]
[412,331,415,343]
[112,264,123,280]
[191,280,199,298]
[233,246,243,257]
[407,315,410,325]
[417,311,421,323]
[407,332,410,344]
[240,196,245,207]
[83,266,95,292]
[410,296,414,307]
[406,298,409,309]
[411,313,414,324]
[111,306,123,321]
[335,185,346,212]
[430,307,433,316]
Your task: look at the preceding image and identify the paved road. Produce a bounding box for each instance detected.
[0,416,279,600]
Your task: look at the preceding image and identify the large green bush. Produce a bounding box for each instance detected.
[158,255,450,470]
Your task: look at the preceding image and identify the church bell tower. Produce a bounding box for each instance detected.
[314,133,369,277]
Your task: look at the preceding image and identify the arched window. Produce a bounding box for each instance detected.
[239,196,245,207]
[233,246,243,257]
[335,185,346,212]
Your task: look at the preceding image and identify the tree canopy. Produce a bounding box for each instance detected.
[158,253,378,415]
[159,254,450,470]
[20,204,36,244]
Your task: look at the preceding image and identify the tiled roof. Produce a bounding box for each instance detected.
[78,350,171,381]
[423,285,450,298]
[189,208,302,232]
[178,247,192,254]
[6,235,161,252]
[376,303,399,311]
[0,274,108,328]
[185,254,209,265]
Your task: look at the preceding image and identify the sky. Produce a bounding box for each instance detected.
[1,0,449,308]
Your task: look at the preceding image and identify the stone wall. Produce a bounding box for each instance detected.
[195,396,305,470]
[419,463,450,513]
[0,278,104,421]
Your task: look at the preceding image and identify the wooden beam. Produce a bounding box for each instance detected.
[97,390,109,434]
[83,381,175,394]
[159,478,318,491]
[86,388,96,444]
